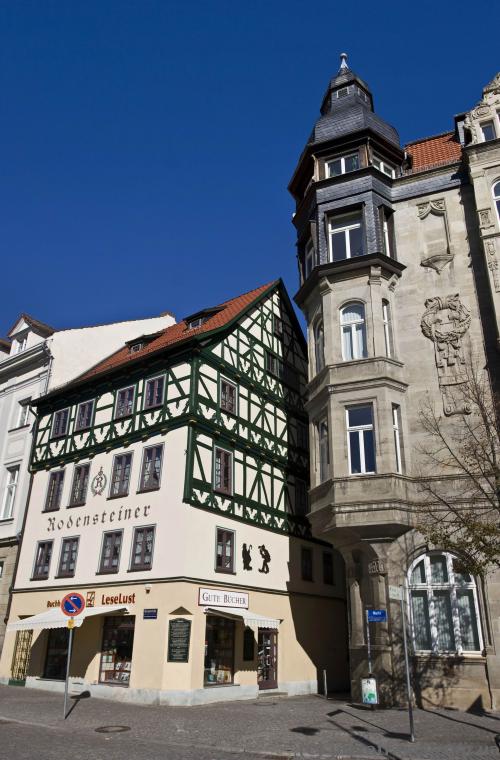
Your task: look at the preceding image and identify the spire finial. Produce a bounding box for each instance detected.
[339,52,349,70]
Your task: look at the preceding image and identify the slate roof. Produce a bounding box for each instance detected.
[72,281,278,386]
[405,131,462,173]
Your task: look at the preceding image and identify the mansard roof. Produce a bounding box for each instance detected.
[404,131,462,173]
[41,280,281,396]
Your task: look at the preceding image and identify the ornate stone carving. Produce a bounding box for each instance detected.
[418,199,454,273]
[91,466,107,496]
[485,239,500,292]
[478,209,493,229]
[484,73,500,96]
[421,294,472,415]
[464,73,500,144]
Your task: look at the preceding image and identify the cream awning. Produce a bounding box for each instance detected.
[203,606,280,633]
[7,605,130,632]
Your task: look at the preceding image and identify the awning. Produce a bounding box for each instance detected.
[7,605,130,632]
[203,606,281,633]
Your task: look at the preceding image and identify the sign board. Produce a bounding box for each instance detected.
[361,677,378,705]
[198,587,249,609]
[389,585,403,601]
[167,618,191,662]
[367,609,387,623]
[143,608,158,620]
[61,593,85,618]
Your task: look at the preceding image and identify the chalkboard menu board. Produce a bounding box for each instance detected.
[167,618,191,662]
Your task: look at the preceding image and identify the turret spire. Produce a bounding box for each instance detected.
[338,52,349,73]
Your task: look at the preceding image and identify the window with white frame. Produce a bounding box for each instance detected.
[481,121,496,142]
[327,153,359,177]
[17,398,31,428]
[382,299,394,358]
[392,404,403,474]
[372,153,396,178]
[340,303,367,361]
[304,239,315,279]
[1,465,20,520]
[409,553,482,653]
[144,376,165,410]
[74,400,94,431]
[313,319,325,374]
[318,418,330,483]
[329,213,363,261]
[115,386,135,419]
[379,207,394,257]
[346,405,375,474]
[493,181,500,225]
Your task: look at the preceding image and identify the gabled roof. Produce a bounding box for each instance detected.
[63,281,279,390]
[404,131,462,173]
[8,313,55,339]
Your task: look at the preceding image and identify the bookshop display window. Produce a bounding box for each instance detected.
[44,628,69,680]
[99,616,135,686]
[204,616,235,686]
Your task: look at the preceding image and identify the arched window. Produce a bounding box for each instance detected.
[408,552,482,654]
[382,299,394,358]
[340,303,367,361]
[313,320,325,374]
[493,181,500,225]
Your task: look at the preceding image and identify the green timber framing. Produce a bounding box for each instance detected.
[28,281,323,541]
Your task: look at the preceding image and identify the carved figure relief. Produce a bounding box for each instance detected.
[417,199,454,273]
[464,74,500,144]
[485,239,500,292]
[478,209,493,229]
[421,294,472,415]
[242,543,253,571]
[91,466,107,496]
[258,544,271,574]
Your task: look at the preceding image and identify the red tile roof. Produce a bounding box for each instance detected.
[74,281,277,385]
[405,131,462,173]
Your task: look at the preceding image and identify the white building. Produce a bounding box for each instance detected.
[0,310,175,652]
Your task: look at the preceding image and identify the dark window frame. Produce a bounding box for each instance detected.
[98,530,123,574]
[114,385,136,420]
[51,408,70,439]
[129,525,155,571]
[109,452,133,499]
[243,628,255,661]
[213,447,233,496]
[295,479,308,516]
[32,540,53,580]
[301,546,314,582]
[215,527,235,574]
[323,552,334,585]
[143,374,166,410]
[220,378,237,415]
[74,400,95,432]
[44,470,65,512]
[138,444,164,492]
[69,463,90,507]
[56,536,79,578]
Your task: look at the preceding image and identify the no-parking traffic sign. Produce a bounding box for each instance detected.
[61,593,86,617]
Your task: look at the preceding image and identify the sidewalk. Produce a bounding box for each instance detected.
[0,684,500,759]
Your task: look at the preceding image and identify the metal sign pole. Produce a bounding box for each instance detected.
[365,609,372,673]
[63,624,74,720]
[400,588,415,742]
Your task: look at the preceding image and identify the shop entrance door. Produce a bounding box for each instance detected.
[257,629,278,690]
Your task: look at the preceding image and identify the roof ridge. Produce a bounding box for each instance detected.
[405,130,456,148]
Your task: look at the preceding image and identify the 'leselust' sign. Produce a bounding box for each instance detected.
[198,587,249,609]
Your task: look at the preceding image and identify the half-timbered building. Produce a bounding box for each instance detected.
[0,281,348,704]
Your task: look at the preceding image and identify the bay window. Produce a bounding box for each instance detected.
[346,405,375,474]
[409,553,482,654]
[372,153,396,178]
[328,213,364,261]
[340,303,367,361]
[327,153,359,177]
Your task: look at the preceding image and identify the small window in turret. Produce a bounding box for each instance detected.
[372,154,396,178]
[336,86,350,98]
[327,153,359,178]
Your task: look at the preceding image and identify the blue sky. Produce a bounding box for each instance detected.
[1,1,499,337]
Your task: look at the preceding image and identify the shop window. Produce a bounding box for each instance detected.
[215,528,235,573]
[51,408,69,439]
[346,405,376,474]
[99,531,123,574]
[214,447,233,495]
[33,540,53,580]
[44,628,69,680]
[220,378,237,414]
[115,386,135,419]
[313,319,325,374]
[493,181,500,225]
[301,546,313,581]
[110,453,133,498]
[99,616,135,686]
[69,464,90,507]
[44,470,65,512]
[409,553,482,654]
[204,616,235,686]
[328,212,364,261]
[139,445,163,492]
[323,552,334,585]
[144,376,165,410]
[340,303,367,361]
[57,537,79,578]
[243,628,255,661]
[74,400,94,431]
[130,526,155,571]
[382,300,394,358]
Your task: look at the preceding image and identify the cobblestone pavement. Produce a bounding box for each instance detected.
[1,685,500,759]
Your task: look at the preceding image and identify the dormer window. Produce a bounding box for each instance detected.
[187,317,207,330]
[327,153,359,178]
[14,336,27,354]
[129,342,143,354]
[372,153,396,178]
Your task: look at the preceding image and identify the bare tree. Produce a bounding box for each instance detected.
[416,366,500,576]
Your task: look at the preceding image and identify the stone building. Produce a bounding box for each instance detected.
[0,281,348,704]
[290,55,500,709]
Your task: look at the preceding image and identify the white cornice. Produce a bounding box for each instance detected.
[0,342,51,379]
